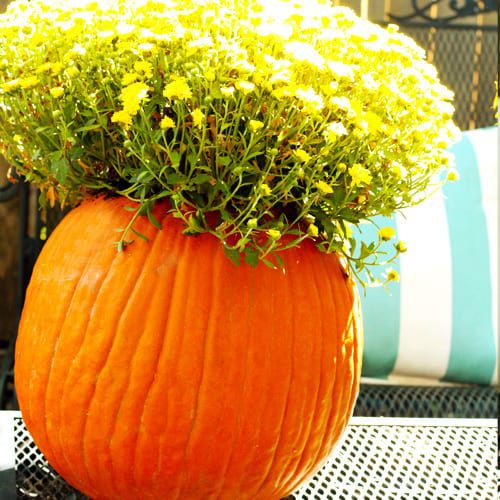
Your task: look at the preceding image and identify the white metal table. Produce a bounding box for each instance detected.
[0,411,497,499]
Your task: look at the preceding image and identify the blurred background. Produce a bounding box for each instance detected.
[0,0,498,409]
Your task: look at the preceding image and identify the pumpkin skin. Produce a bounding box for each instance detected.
[15,196,362,500]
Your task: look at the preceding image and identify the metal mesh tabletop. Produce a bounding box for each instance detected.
[353,384,497,418]
[12,416,497,500]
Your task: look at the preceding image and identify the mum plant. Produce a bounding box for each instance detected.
[2,1,459,499]
[0,0,458,283]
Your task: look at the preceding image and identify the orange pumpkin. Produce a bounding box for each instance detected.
[15,195,362,500]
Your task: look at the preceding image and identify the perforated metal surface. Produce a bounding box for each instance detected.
[14,417,497,499]
[292,420,497,500]
[14,418,86,499]
[353,384,498,418]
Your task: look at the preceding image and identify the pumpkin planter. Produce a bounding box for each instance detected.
[15,196,362,499]
[2,0,458,497]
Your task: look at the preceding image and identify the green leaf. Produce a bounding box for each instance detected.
[166,172,187,184]
[136,171,155,183]
[262,258,276,269]
[75,124,101,132]
[218,156,231,167]
[50,158,69,184]
[131,227,149,242]
[192,174,213,185]
[169,151,181,167]
[147,210,162,230]
[244,247,259,267]
[220,209,232,222]
[274,253,284,269]
[223,246,241,266]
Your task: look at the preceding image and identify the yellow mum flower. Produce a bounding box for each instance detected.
[395,240,407,253]
[122,72,139,86]
[268,229,281,240]
[50,62,64,75]
[49,87,64,98]
[390,161,405,178]
[307,223,319,237]
[284,41,324,67]
[220,86,235,97]
[111,110,132,127]
[35,62,52,74]
[191,108,205,129]
[295,86,324,113]
[19,76,39,89]
[294,149,311,162]
[120,82,149,115]
[163,77,192,100]
[134,61,153,78]
[160,116,175,129]
[315,180,333,194]
[235,80,255,95]
[260,183,272,196]
[386,268,400,282]
[0,79,20,92]
[204,69,216,82]
[138,42,156,52]
[325,122,348,142]
[378,226,395,241]
[349,163,372,186]
[65,67,79,78]
[363,111,383,134]
[248,120,264,133]
[247,218,258,229]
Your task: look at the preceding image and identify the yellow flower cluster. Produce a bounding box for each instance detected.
[0,0,460,279]
[112,82,150,127]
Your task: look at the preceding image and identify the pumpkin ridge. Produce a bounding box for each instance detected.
[105,223,165,494]
[16,208,68,431]
[70,215,154,495]
[20,212,96,475]
[251,255,298,497]
[149,232,196,487]
[20,206,85,424]
[281,251,327,490]
[131,223,186,488]
[41,202,126,489]
[344,287,363,421]
[305,256,346,472]
[319,260,354,460]
[234,265,276,498]
[269,250,325,493]
[288,255,340,489]
[169,241,222,500]
[41,204,126,480]
[191,255,243,500]
[16,210,73,430]
[43,261,102,483]
[305,255,351,483]
[236,273,273,497]
[210,264,253,499]
[147,232,201,489]
[215,264,261,497]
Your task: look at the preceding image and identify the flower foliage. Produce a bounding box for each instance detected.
[0,0,459,283]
